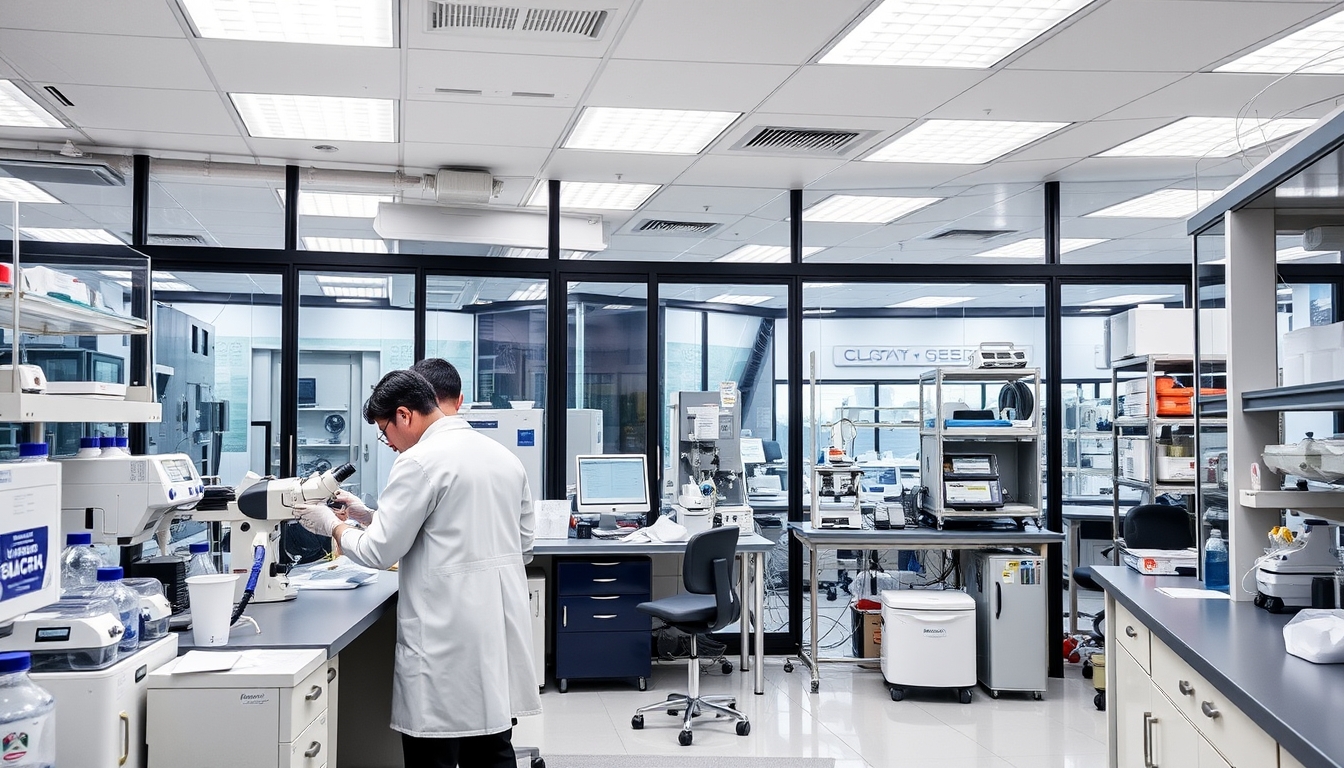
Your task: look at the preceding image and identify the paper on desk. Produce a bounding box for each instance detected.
[536,500,572,540]
[1156,587,1231,600]
[174,651,242,674]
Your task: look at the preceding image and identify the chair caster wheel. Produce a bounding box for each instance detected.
[890,687,904,702]
[736,721,751,736]
[558,679,568,693]
[722,661,733,674]
[1254,593,1266,608]
[638,677,647,691]
[959,689,973,704]
[679,730,693,746]
[531,758,545,768]
[1082,664,1093,679]
[631,715,643,730]
[1095,692,1106,711]
[783,662,794,673]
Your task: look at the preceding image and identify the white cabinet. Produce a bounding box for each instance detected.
[1148,681,1200,768]
[1113,640,1151,768]
[1280,746,1309,768]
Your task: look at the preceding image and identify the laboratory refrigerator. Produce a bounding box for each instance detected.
[969,551,1047,699]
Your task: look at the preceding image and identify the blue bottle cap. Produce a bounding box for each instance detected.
[189,542,209,554]
[99,436,116,448]
[115,437,129,448]
[0,652,31,674]
[65,532,92,546]
[80,437,100,449]
[17,443,46,457]
[96,566,124,582]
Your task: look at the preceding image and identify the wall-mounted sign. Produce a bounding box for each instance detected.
[833,346,1032,367]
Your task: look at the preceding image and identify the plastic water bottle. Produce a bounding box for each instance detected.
[0,652,55,767]
[1205,529,1229,593]
[186,542,217,578]
[14,444,46,463]
[59,533,104,593]
[93,567,139,655]
[75,436,101,458]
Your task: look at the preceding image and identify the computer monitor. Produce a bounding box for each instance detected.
[297,378,317,408]
[574,454,650,516]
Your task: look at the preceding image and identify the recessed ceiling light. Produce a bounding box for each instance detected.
[1277,246,1336,262]
[336,298,375,304]
[971,238,1107,259]
[1097,117,1315,158]
[806,282,842,288]
[1216,10,1344,74]
[282,190,394,217]
[564,107,741,154]
[488,247,592,259]
[527,181,661,211]
[152,281,196,292]
[0,177,59,204]
[178,0,395,46]
[99,270,133,279]
[230,93,396,142]
[820,0,1095,68]
[865,120,1069,164]
[1085,189,1223,218]
[1081,293,1175,306]
[301,237,388,253]
[804,308,837,315]
[1078,307,1113,313]
[705,294,774,306]
[20,227,121,244]
[313,275,386,298]
[152,271,180,281]
[715,245,826,263]
[509,283,548,302]
[887,296,975,309]
[803,194,942,223]
[601,304,635,310]
[314,274,385,286]
[0,81,64,128]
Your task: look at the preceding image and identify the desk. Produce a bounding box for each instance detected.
[534,533,774,695]
[789,523,1064,693]
[1063,507,1115,635]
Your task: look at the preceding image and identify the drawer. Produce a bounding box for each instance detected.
[557,559,650,595]
[282,711,328,768]
[281,662,330,741]
[555,630,651,680]
[1150,639,1276,767]
[1110,598,1151,673]
[558,594,650,632]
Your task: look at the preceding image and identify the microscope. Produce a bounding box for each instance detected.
[194,463,356,603]
[670,391,753,536]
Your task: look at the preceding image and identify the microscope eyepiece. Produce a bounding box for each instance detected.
[331,463,356,482]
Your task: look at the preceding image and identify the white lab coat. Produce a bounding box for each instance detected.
[338,415,541,738]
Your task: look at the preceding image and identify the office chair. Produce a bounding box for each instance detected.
[630,526,750,746]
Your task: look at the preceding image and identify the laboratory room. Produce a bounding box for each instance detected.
[5,2,1344,768]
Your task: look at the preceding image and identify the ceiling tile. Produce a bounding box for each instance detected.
[246,138,403,166]
[544,149,697,185]
[0,32,213,91]
[806,161,970,190]
[406,51,600,107]
[1006,118,1176,162]
[403,101,573,147]
[759,66,989,119]
[198,40,400,98]
[942,158,1079,186]
[46,85,238,135]
[612,0,868,65]
[405,5,630,57]
[585,60,796,112]
[674,154,845,188]
[1,1,187,37]
[1102,72,1344,121]
[935,70,1184,122]
[402,143,550,178]
[644,185,784,215]
[84,128,251,156]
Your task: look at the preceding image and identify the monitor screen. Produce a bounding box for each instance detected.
[575,454,650,515]
[298,378,317,407]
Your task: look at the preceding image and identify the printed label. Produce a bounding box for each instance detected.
[517,429,535,447]
[0,527,46,602]
[922,628,947,637]
[0,716,45,764]
[238,691,271,707]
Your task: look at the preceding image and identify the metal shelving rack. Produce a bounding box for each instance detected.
[917,367,1042,529]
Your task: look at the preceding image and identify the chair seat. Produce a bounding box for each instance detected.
[1073,565,1100,592]
[638,592,717,629]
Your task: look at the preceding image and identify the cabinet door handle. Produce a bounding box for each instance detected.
[327,666,337,683]
[119,711,130,766]
[306,685,322,701]
[304,742,322,759]
[1178,680,1193,696]
[592,562,619,566]
[1200,701,1220,719]
[593,614,617,619]
[589,595,619,600]
[1125,626,1137,638]
[1142,712,1157,768]
[562,606,567,627]
[593,578,617,583]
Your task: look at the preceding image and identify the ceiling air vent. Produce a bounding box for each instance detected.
[635,219,721,235]
[929,229,1016,241]
[427,3,608,38]
[147,233,208,246]
[730,126,877,157]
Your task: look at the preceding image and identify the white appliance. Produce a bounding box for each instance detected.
[463,408,543,497]
[527,568,546,690]
[0,461,61,623]
[1256,520,1339,610]
[1105,306,1228,363]
[60,454,203,545]
[33,635,178,768]
[969,552,1047,699]
[566,408,603,486]
[880,589,976,703]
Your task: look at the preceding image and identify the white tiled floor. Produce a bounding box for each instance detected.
[514,653,1108,768]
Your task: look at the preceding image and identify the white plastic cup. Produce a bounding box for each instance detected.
[187,573,239,647]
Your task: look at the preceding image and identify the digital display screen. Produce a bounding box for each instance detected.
[950,457,993,475]
[35,627,70,643]
[160,459,195,483]
[577,456,648,507]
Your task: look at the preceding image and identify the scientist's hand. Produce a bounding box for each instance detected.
[293,503,341,538]
[331,490,373,526]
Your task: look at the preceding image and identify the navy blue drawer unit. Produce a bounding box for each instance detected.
[554,556,651,693]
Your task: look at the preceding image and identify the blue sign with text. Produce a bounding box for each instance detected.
[0,527,47,602]
[517,429,535,447]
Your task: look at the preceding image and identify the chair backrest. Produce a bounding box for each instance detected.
[761,440,783,463]
[1123,503,1194,550]
[682,526,740,631]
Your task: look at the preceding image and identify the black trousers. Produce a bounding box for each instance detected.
[401,728,515,768]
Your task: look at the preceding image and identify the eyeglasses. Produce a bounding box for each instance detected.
[376,420,390,447]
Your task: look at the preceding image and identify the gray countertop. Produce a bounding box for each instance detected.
[534,533,774,555]
[789,522,1063,548]
[1092,565,1344,768]
[175,572,399,658]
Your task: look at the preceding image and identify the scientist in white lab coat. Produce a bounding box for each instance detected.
[293,369,541,768]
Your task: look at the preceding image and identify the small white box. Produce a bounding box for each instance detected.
[1283,322,1344,357]
[1156,455,1196,482]
[1282,353,1305,387]
[1119,437,1148,482]
[1107,306,1228,363]
[1122,547,1197,575]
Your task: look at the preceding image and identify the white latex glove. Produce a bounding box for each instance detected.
[293,503,341,537]
[331,489,373,526]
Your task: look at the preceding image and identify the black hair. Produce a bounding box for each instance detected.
[409,358,463,402]
[363,370,439,424]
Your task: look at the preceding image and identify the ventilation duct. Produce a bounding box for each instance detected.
[0,158,124,186]
[374,203,605,251]
[929,228,1017,241]
[730,126,877,157]
[434,168,500,204]
[426,3,608,38]
[634,219,720,235]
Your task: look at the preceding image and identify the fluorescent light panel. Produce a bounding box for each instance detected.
[20,228,121,244]
[293,190,394,217]
[153,281,196,292]
[564,107,740,154]
[716,245,825,263]
[1216,10,1344,74]
[1098,117,1315,158]
[820,0,1094,68]
[1081,293,1175,306]
[302,237,388,253]
[866,120,1068,164]
[887,296,974,309]
[803,194,942,223]
[527,181,660,211]
[1085,188,1222,218]
[0,177,59,204]
[804,308,837,315]
[490,247,591,260]
[0,81,63,128]
[1278,247,1336,262]
[706,294,773,306]
[314,275,385,286]
[972,238,1107,259]
[230,93,396,142]
[509,283,548,302]
[179,0,395,47]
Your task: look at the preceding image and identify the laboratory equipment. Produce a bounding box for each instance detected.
[811,465,864,529]
[941,454,1005,510]
[59,531,103,593]
[969,552,1047,700]
[1204,529,1229,592]
[971,342,1028,369]
[880,589,976,704]
[93,566,139,654]
[0,364,44,393]
[0,596,123,671]
[0,652,55,768]
[574,455,650,516]
[186,541,216,578]
[1256,519,1340,612]
[527,568,546,691]
[0,461,62,626]
[669,391,753,535]
[192,463,356,603]
[59,453,204,546]
[463,407,543,497]
[1263,433,1344,484]
[122,577,172,642]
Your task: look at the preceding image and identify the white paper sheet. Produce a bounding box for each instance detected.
[1156,588,1231,600]
[536,499,572,540]
[174,651,242,673]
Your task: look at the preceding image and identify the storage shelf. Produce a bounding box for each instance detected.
[297,406,349,412]
[918,368,1039,383]
[1240,380,1344,412]
[1114,416,1225,428]
[298,443,353,449]
[822,421,917,429]
[1238,489,1344,509]
[0,392,160,423]
[930,503,1040,516]
[1113,354,1227,369]
[0,289,149,336]
[1199,395,1227,417]
[1116,477,1195,494]
[922,426,1039,440]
